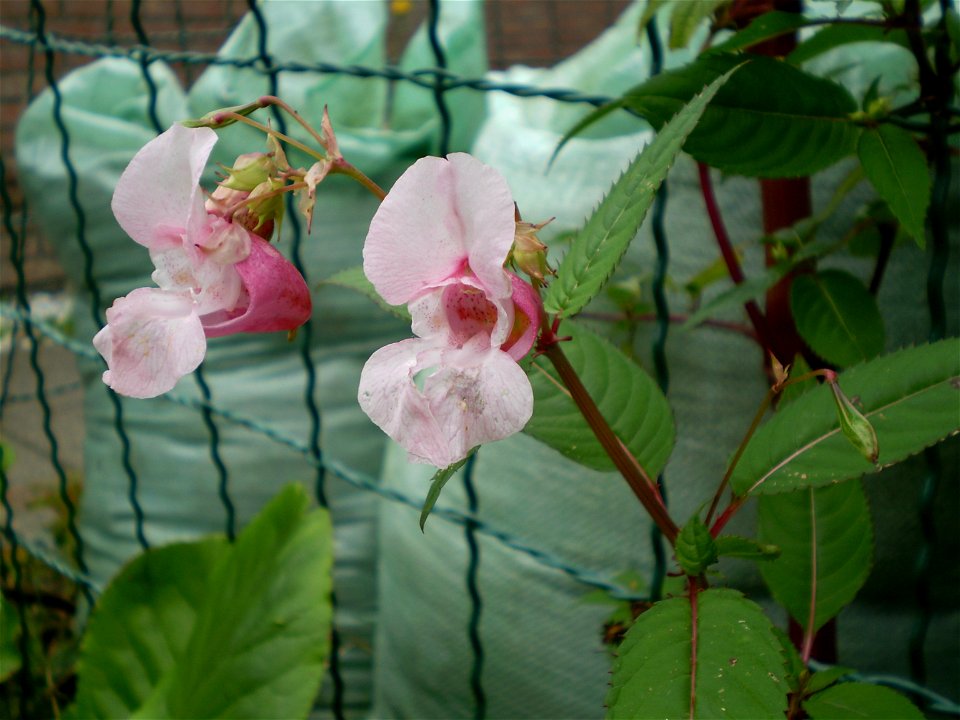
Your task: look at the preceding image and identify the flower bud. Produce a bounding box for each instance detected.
[512,218,554,283]
[830,380,879,464]
[220,152,277,191]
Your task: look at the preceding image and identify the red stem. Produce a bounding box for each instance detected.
[697,163,780,362]
[540,333,679,544]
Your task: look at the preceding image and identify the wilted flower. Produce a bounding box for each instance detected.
[358,153,541,468]
[93,123,311,398]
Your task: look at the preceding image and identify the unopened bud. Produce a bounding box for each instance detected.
[181,99,263,129]
[830,380,879,464]
[220,152,276,191]
[512,218,554,283]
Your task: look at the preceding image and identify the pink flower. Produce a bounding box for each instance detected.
[358,153,541,467]
[93,124,311,398]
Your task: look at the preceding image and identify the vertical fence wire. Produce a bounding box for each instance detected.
[28,0,149,552]
[244,2,344,715]
[644,17,670,603]
[2,83,93,615]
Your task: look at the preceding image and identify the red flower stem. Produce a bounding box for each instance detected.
[216,112,325,162]
[707,367,837,535]
[330,157,387,202]
[704,387,775,529]
[257,95,328,150]
[697,162,780,362]
[540,338,679,544]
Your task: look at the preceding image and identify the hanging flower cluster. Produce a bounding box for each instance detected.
[93,124,311,398]
[358,154,542,468]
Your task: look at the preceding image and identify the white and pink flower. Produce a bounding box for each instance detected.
[358,153,541,468]
[93,123,311,398]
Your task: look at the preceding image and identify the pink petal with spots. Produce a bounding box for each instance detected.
[93,287,206,398]
[501,273,542,361]
[112,124,217,251]
[363,153,516,306]
[202,235,312,337]
[358,334,533,468]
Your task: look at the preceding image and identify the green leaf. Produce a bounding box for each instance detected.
[774,626,805,693]
[804,666,854,695]
[73,539,229,718]
[676,515,718,575]
[545,67,738,318]
[321,265,411,321]
[759,480,874,633]
[790,270,885,368]
[607,589,788,718]
[622,53,858,177]
[707,11,811,56]
[803,682,924,719]
[524,323,675,474]
[683,262,789,330]
[669,0,729,49]
[420,452,474,531]
[715,535,781,561]
[152,486,332,719]
[75,485,333,720]
[0,593,22,682]
[858,124,930,247]
[731,339,960,496]
[788,25,909,66]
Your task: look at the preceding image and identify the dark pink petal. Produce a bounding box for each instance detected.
[112,124,217,250]
[202,235,311,338]
[501,273,542,361]
[93,287,206,398]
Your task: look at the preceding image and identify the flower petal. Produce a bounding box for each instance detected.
[202,235,312,337]
[425,337,533,462]
[358,339,454,466]
[363,154,515,305]
[358,335,533,468]
[501,272,542,360]
[93,287,206,398]
[111,124,217,250]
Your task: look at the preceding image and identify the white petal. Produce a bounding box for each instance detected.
[363,154,515,306]
[358,339,454,466]
[93,287,206,398]
[111,124,217,250]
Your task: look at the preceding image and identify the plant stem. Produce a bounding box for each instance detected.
[330,157,387,201]
[258,94,329,150]
[217,111,326,162]
[539,334,679,544]
[705,388,774,529]
[697,163,779,361]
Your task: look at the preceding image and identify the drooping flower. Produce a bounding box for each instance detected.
[93,123,311,398]
[358,153,542,468]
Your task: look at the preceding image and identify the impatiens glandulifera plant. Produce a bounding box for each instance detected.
[76,0,960,711]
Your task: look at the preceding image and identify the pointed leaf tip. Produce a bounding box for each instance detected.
[419,451,475,531]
